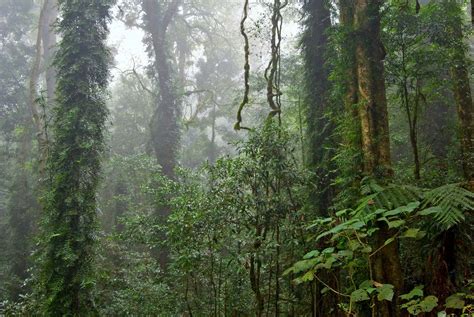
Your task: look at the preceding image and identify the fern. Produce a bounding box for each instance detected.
[421,183,474,229]
[352,179,473,230]
[355,178,422,216]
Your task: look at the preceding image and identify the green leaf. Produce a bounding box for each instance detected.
[419,296,438,312]
[284,258,318,276]
[322,247,335,254]
[348,240,361,251]
[387,219,405,229]
[401,228,423,239]
[300,270,315,282]
[359,280,373,289]
[384,237,395,246]
[400,286,424,300]
[377,284,394,302]
[418,206,441,216]
[351,289,370,302]
[336,209,348,217]
[383,201,420,217]
[337,250,354,259]
[362,245,372,253]
[303,250,319,259]
[445,294,465,309]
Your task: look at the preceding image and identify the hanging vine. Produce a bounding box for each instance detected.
[235,0,251,130]
[265,0,287,122]
[235,0,287,130]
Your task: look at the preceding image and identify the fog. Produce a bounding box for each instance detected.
[2,1,472,315]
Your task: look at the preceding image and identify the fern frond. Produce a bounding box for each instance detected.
[354,182,422,216]
[421,183,474,229]
[351,180,472,230]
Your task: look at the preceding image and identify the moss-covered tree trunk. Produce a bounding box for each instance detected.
[339,0,363,205]
[37,0,114,314]
[353,1,403,316]
[340,0,359,113]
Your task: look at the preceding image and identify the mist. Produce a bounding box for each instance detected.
[1,0,473,315]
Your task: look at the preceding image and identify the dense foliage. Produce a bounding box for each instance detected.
[34,0,114,315]
[0,0,473,316]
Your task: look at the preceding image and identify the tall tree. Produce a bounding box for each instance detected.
[140,0,182,269]
[447,1,474,293]
[302,0,334,216]
[36,0,114,314]
[423,0,474,303]
[353,0,403,315]
[30,0,57,176]
[301,0,341,315]
[449,11,474,188]
[142,0,182,180]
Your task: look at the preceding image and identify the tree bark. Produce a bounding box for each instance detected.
[353,1,403,316]
[303,0,334,215]
[452,61,474,187]
[142,0,182,181]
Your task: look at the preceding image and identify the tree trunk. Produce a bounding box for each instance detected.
[142,0,181,180]
[353,1,403,316]
[39,0,113,313]
[303,0,335,215]
[303,2,342,314]
[142,0,182,269]
[452,62,474,187]
[449,2,473,288]
[41,0,57,105]
[29,0,50,175]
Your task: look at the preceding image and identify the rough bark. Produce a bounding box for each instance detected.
[340,0,363,193]
[354,0,392,180]
[452,61,474,187]
[353,1,403,316]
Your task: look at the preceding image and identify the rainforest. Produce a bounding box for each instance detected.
[0,0,473,316]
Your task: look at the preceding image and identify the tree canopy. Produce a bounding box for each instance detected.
[0,0,473,316]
